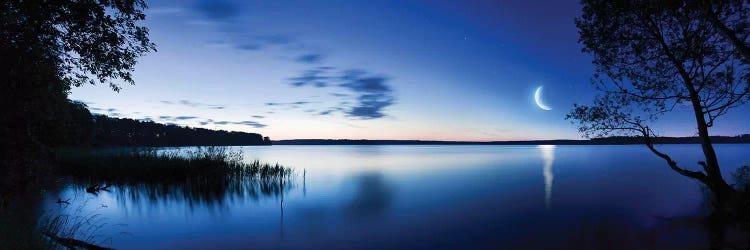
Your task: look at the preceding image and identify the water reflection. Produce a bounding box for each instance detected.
[69,175,296,213]
[539,145,555,210]
[345,173,393,220]
[39,145,750,249]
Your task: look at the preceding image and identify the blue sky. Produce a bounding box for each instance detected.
[70,0,749,140]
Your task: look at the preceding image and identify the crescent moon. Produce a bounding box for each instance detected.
[534,86,552,111]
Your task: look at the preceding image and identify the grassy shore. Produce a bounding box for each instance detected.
[15,146,295,249]
[56,146,293,184]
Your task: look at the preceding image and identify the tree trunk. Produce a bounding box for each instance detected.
[687,84,734,209]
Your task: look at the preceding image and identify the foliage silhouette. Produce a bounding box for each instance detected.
[88,115,271,146]
[568,0,750,211]
[1,0,155,199]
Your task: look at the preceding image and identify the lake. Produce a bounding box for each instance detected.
[43,145,750,249]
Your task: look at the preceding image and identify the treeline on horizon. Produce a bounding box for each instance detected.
[90,115,271,147]
[44,101,270,147]
[274,135,750,145]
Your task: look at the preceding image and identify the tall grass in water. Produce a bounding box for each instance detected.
[39,202,116,250]
[56,146,295,206]
[57,146,292,183]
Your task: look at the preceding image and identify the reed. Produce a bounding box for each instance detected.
[56,146,293,184]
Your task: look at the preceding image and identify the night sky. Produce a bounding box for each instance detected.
[70,0,749,140]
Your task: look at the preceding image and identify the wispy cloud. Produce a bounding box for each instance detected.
[157,115,199,121]
[187,1,397,120]
[347,93,394,119]
[194,0,238,22]
[296,53,324,64]
[201,119,266,128]
[286,68,396,119]
[190,0,325,67]
[161,100,226,110]
[176,116,199,120]
[234,120,267,128]
[339,70,391,93]
[147,6,186,16]
[265,101,310,106]
[288,67,332,88]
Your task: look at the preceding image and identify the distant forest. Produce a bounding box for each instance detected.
[274,135,750,145]
[42,102,271,147]
[89,115,271,146]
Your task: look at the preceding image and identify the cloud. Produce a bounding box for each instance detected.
[265,101,310,106]
[288,67,332,88]
[252,115,265,119]
[179,100,202,107]
[175,116,198,120]
[199,119,213,126]
[204,119,267,128]
[194,0,238,22]
[339,70,391,93]
[285,68,396,119]
[161,100,226,109]
[158,115,200,122]
[296,53,324,64]
[236,43,262,51]
[147,6,186,15]
[254,35,293,45]
[228,34,297,52]
[337,70,395,119]
[90,107,123,117]
[234,120,267,128]
[315,107,345,116]
[347,93,395,119]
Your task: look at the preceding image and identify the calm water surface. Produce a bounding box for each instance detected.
[44,145,750,249]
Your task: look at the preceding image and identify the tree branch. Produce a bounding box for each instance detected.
[641,127,710,184]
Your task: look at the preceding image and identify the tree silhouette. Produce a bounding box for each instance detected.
[88,115,270,146]
[568,0,750,210]
[1,0,155,195]
[700,0,750,61]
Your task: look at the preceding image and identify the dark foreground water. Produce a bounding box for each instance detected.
[43,145,750,249]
